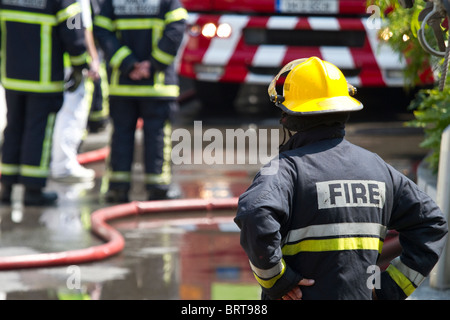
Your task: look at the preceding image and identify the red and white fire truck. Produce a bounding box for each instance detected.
[177,0,411,111]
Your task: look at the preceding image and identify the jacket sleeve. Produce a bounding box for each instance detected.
[92,0,137,75]
[57,0,88,68]
[375,164,448,300]
[150,0,187,71]
[234,158,303,300]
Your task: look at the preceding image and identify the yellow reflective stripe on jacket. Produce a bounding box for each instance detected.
[281,222,385,255]
[56,2,81,23]
[391,257,426,287]
[153,46,175,65]
[251,259,286,289]
[94,15,115,31]
[284,223,387,244]
[386,264,416,296]
[70,52,88,66]
[110,46,132,69]
[165,8,188,24]
[115,18,164,30]
[109,83,179,97]
[282,237,383,255]
[0,10,57,25]
[0,78,65,93]
[386,257,425,297]
[40,24,52,83]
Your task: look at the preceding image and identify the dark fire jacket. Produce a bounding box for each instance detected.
[0,0,87,94]
[235,126,448,300]
[93,0,187,99]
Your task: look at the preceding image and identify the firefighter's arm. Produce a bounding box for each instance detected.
[375,166,448,300]
[150,1,187,71]
[234,160,304,300]
[235,205,303,300]
[92,3,138,76]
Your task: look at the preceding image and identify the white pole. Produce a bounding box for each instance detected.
[430,125,450,289]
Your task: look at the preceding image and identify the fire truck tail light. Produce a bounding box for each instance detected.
[216,23,232,38]
[189,23,232,39]
[202,23,217,38]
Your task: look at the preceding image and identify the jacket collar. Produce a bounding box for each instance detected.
[279,124,346,152]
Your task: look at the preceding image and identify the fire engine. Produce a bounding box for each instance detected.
[177,0,408,112]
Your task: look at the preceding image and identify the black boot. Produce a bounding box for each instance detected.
[24,187,58,206]
[0,183,13,204]
[105,188,129,203]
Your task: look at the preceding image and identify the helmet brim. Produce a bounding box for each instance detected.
[277,95,363,115]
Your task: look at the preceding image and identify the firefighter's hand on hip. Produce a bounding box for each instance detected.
[281,278,315,300]
[129,61,151,80]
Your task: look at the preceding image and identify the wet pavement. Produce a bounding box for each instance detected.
[1,88,450,300]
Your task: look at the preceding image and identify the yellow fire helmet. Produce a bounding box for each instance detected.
[268,57,363,115]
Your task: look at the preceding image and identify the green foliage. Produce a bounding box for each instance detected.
[369,0,450,172]
[406,86,450,172]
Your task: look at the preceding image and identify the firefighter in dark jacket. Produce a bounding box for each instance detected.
[93,0,187,202]
[234,57,448,300]
[0,0,88,205]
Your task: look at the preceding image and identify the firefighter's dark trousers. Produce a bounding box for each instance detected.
[1,90,62,188]
[107,96,175,192]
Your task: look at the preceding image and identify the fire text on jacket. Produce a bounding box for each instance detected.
[316,180,386,209]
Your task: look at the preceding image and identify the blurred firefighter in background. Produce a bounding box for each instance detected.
[0,0,88,206]
[50,0,100,183]
[93,0,187,202]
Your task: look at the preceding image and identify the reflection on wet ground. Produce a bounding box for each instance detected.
[1,199,259,299]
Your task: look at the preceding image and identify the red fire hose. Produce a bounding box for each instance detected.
[0,197,239,270]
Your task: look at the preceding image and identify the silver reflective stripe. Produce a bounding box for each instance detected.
[391,257,426,287]
[283,222,387,245]
[249,259,283,280]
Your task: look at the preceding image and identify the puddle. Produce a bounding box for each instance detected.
[0,209,260,300]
